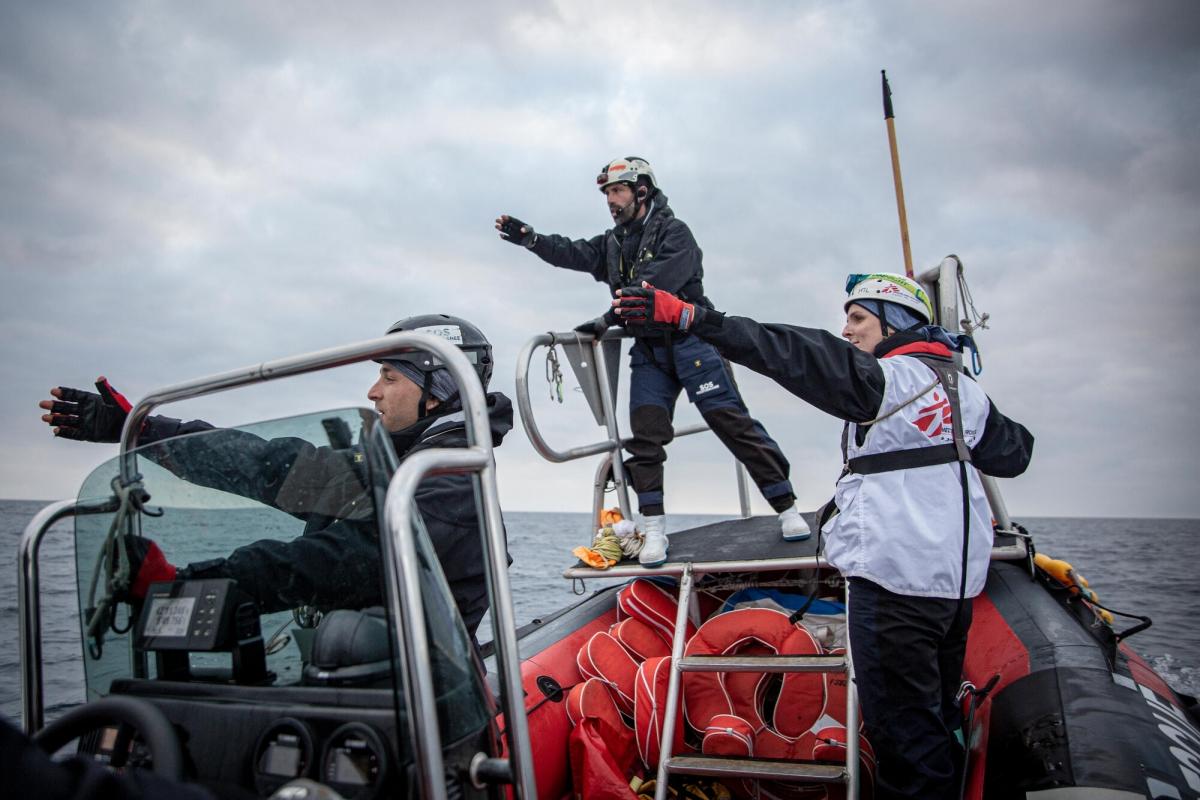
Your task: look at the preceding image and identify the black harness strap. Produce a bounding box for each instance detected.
[933,360,975,613]
[844,358,973,476]
[847,443,961,474]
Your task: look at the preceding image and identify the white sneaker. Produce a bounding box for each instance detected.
[639,515,669,566]
[779,504,811,541]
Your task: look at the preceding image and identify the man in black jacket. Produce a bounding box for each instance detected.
[496,157,807,566]
[39,314,510,640]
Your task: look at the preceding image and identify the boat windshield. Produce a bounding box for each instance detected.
[71,406,489,751]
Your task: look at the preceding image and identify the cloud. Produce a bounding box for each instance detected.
[2,0,1197,518]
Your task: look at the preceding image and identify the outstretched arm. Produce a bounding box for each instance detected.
[614,284,886,422]
[180,519,382,613]
[496,212,609,282]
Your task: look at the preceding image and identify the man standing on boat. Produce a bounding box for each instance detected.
[496,157,808,566]
[39,314,510,643]
[614,274,1034,799]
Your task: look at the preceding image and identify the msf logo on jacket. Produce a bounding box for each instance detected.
[912,390,953,440]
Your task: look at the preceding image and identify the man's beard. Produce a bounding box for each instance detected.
[610,200,637,225]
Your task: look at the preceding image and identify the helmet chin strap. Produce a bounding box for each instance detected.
[417,373,433,420]
[613,185,650,225]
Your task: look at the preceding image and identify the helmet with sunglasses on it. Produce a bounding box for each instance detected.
[596,156,657,194]
[844,273,934,333]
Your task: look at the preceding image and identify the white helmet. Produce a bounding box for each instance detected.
[844,273,934,325]
[596,156,657,193]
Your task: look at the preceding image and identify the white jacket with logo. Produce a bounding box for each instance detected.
[688,310,1034,600]
[822,352,994,598]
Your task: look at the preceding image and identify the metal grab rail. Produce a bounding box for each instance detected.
[918,255,1014,534]
[515,330,710,464]
[20,496,132,734]
[516,329,750,522]
[20,500,78,734]
[20,332,533,798]
[378,337,533,800]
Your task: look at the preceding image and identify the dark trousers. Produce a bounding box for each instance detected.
[625,335,794,515]
[848,577,972,800]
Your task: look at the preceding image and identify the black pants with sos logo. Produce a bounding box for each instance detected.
[625,333,795,516]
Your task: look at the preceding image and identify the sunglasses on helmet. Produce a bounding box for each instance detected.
[597,166,629,185]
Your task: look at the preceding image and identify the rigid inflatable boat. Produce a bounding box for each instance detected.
[16,257,1199,799]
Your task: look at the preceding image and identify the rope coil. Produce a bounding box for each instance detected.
[84,474,152,659]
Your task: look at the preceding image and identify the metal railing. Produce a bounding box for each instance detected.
[18,333,535,800]
[516,328,751,526]
[918,255,1015,537]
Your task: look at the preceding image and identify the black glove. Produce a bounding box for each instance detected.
[573,309,620,338]
[497,215,537,248]
[42,377,133,442]
[113,535,178,602]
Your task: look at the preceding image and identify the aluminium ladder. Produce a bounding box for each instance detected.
[563,526,861,800]
[654,562,859,799]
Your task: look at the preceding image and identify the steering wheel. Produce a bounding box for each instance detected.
[33,696,184,781]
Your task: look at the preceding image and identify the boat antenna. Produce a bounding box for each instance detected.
[882,69,914,278]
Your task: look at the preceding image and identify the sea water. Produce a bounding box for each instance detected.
[1,499,1196,724]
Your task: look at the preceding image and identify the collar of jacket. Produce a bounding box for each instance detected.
[618,208,646,238]
[874,331,954,360]
[615,192,671,236]
[388,414,440,457]
[389,392,514,457]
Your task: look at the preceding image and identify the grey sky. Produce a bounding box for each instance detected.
[2,1,1197,517]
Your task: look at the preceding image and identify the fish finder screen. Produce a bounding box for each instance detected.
[333,745,371,784]
[143,597,195,638]
[262,742,302,776]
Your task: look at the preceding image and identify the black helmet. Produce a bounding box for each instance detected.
[382,314,493,392]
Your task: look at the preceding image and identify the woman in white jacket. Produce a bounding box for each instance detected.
[613,273,1034,800]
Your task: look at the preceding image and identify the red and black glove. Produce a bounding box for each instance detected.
[614,282,696,331]
[115,535,178,601]
[41,377,133,443]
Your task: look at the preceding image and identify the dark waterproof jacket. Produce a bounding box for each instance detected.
[688,309,1034,478]
[529,192,711,323]
[139,394,514,637]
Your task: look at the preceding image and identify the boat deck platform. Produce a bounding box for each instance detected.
[564,512,1027,580]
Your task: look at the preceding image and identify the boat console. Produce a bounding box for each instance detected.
[39,408,491,798]
[19,332,536,799]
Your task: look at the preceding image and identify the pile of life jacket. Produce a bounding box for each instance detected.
[566,578,876,799]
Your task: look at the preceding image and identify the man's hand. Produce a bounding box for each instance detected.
[115,535,178,602]
[39,377,133,442]
[614,282,696,331]
[495,214,537,248]
[573,309,620,338]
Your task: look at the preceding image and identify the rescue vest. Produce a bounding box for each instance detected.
[822,348,995,599]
